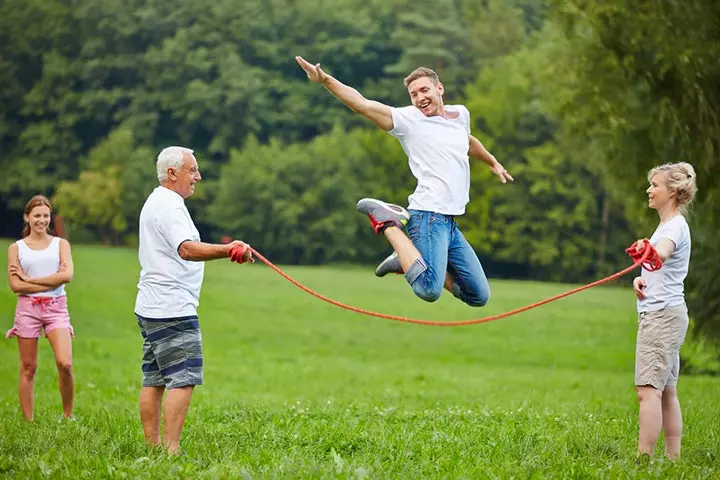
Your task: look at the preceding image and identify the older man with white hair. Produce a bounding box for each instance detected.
[134,146,252,455]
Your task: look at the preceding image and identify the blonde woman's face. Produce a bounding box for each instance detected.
[647,172,675,210]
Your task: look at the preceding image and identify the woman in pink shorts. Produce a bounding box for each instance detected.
[6,195,75,421]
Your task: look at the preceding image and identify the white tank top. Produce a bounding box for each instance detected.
[16,237,65,297]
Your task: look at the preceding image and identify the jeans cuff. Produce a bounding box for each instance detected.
[404,257,427,285]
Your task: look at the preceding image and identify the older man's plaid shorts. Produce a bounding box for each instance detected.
[136,314,203,389]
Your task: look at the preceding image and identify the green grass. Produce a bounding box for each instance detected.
[1,240,718,479]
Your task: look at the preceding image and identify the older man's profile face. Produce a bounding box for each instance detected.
[169,153,202,199]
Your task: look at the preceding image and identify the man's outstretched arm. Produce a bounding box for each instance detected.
[296,56,394,131]
[469,135,514,184]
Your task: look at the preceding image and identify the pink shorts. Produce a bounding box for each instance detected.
[5,295,74,339]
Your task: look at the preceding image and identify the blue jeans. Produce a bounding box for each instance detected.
[403,210,490,307]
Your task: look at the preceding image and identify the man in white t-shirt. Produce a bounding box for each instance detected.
[296,57,513,305]
[134,146,253,455]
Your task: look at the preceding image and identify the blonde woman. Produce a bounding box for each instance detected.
[632,162,697,460]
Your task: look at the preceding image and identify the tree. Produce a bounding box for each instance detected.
[53,167,126,244]
[463,45,633,281]
[209,127,385,264]
[384,0,471,99]
[547,0,720,339]
[52,128,155,244]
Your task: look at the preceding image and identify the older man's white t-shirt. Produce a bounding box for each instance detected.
[135,186,205,318]
[388,105,472,216]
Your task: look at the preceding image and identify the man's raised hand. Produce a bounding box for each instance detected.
[296,56,329,84]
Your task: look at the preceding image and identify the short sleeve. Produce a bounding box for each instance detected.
[156,207,196,253]
[389,106,419,138]
[655,218,687,249]
[459,105,471,134]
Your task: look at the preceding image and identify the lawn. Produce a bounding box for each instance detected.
[1,240,718,479]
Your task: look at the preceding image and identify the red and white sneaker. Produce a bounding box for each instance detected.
[356,198,409,235]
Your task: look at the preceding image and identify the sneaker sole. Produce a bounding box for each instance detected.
[356,198,410,222]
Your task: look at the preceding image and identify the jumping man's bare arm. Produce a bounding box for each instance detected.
[469,135,497,166]
[296,56,393,131]
[469,135,514,184]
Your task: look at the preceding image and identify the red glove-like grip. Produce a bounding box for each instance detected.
[228,244,248,264]
[625,238,663,272]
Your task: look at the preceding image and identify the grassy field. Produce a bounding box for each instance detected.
[0,240,718,479]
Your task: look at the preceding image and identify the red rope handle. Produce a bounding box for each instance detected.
[241,240,661,327]
[624,238,663,272]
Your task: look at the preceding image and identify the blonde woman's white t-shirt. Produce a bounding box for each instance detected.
[637,215,691,313]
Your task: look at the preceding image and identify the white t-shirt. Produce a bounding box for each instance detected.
[637,215,691,313]
[134,186,205,318]
[389,105,471,215]
[16,237,65,297]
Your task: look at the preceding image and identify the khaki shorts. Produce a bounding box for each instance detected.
[635,304,689,389]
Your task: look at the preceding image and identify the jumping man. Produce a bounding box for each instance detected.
[296,56,513,306]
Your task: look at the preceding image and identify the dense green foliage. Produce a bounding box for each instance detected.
[1,0,717,340]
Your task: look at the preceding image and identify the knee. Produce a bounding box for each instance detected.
[414,285,443,303]
[453,283,490,307]
[662,386,678,403]
[636,386,661,403]
[410,271,444,303]
[465,291,490,307]
[467,298,488,308]
[56,360,73,376]
[20,362,37,380]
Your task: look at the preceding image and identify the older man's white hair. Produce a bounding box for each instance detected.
[156,146,194,183]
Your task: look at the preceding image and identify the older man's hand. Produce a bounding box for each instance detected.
[227,241,254,264]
